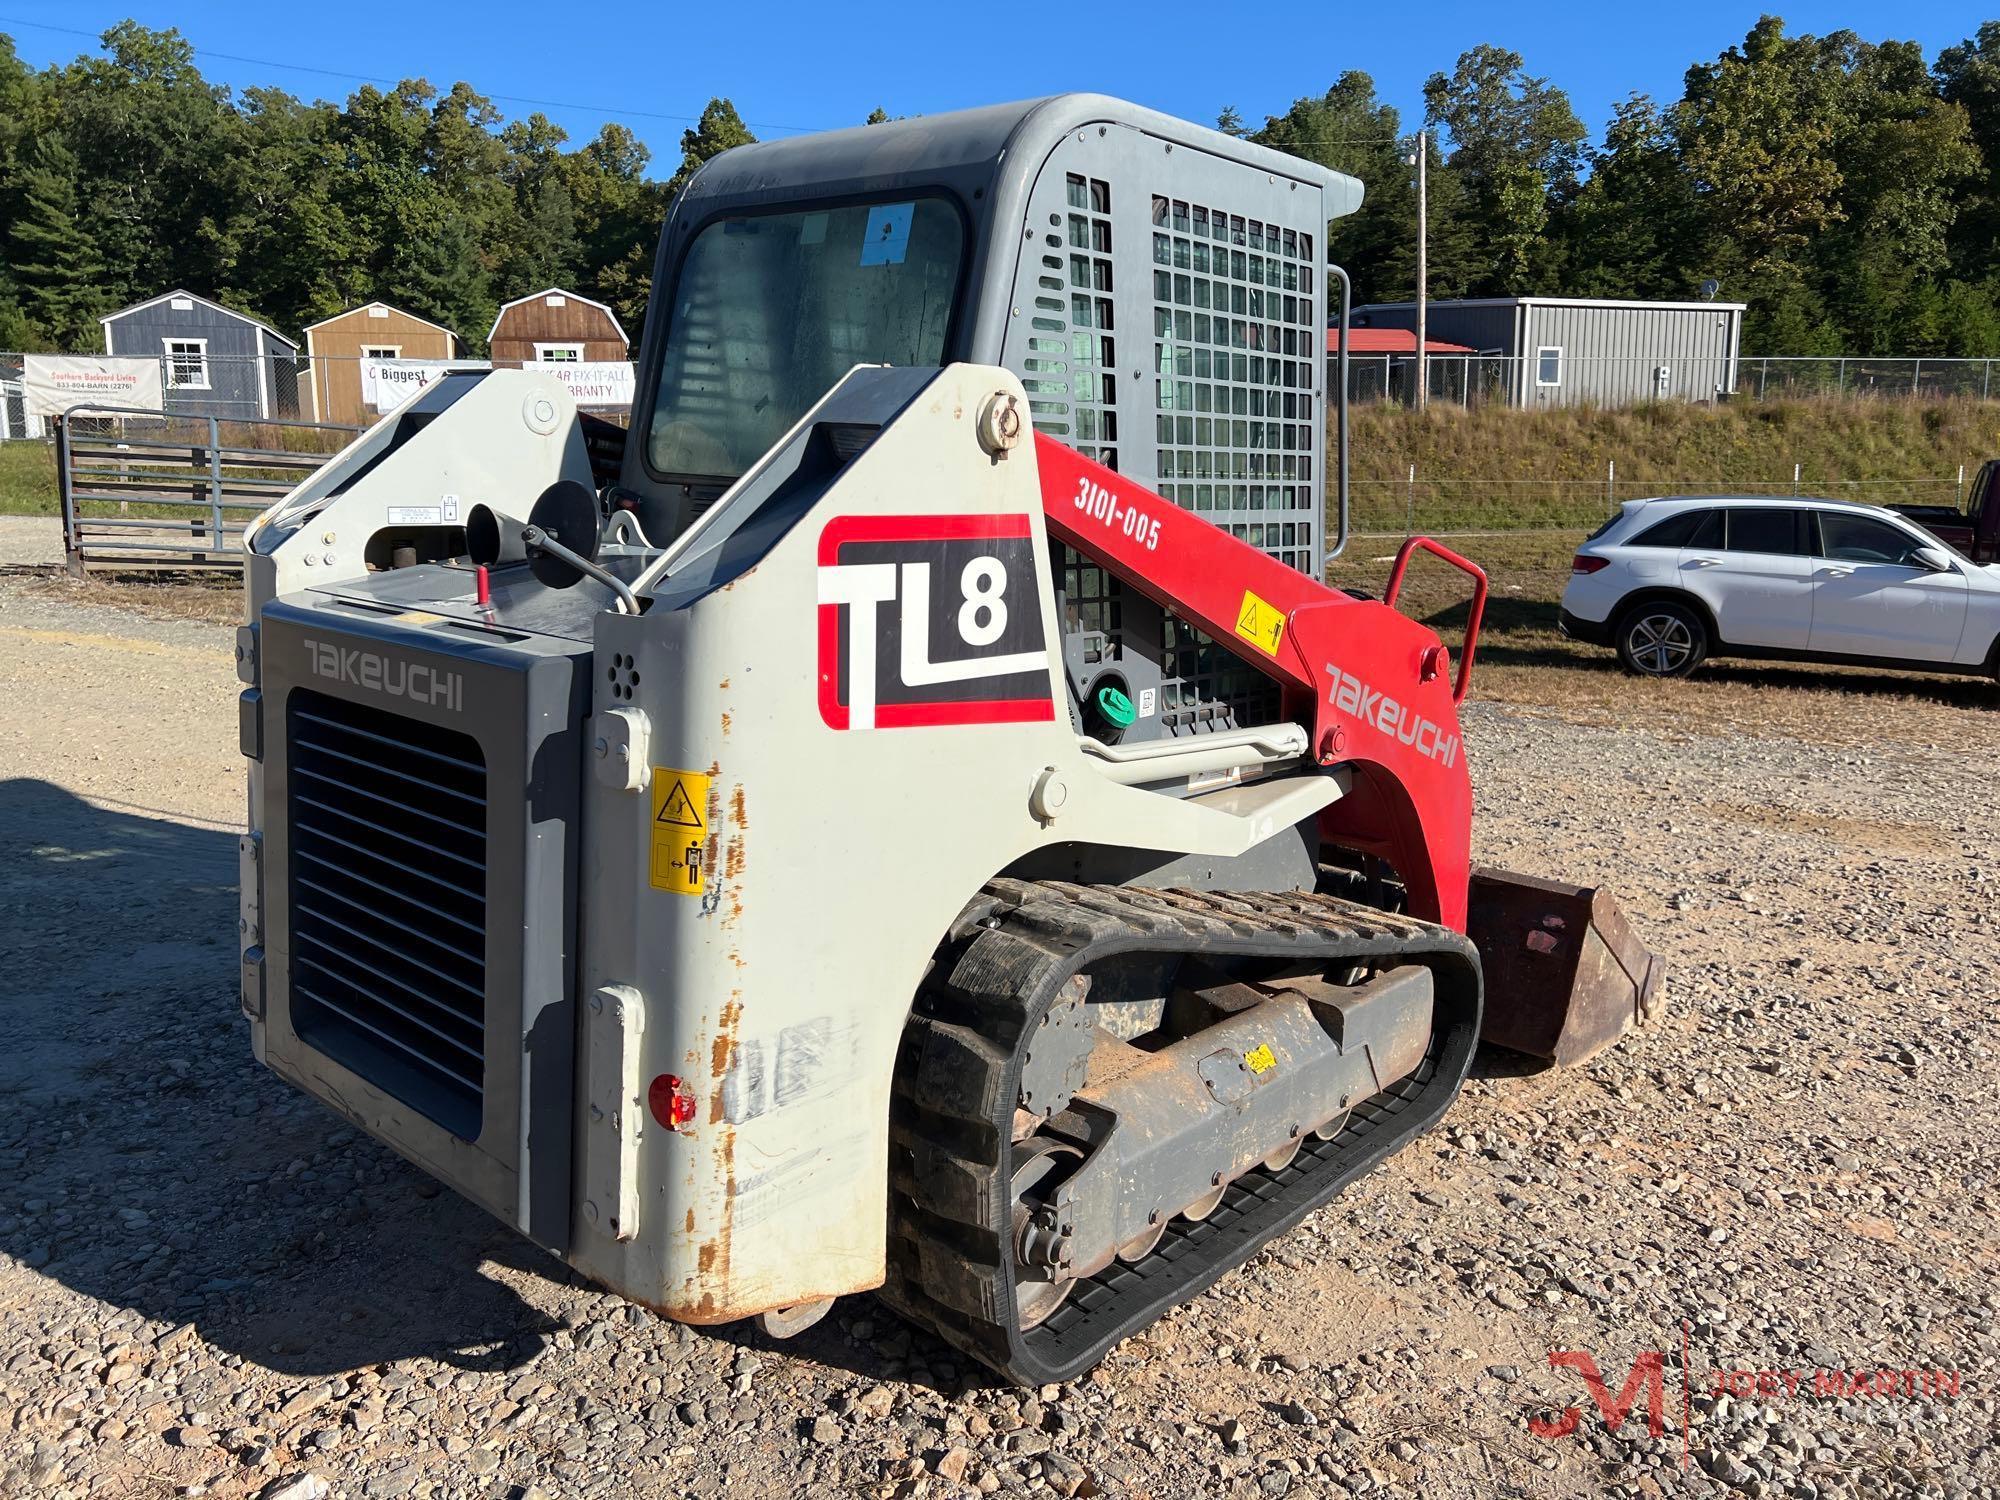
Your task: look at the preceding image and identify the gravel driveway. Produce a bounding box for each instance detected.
[1,575,1994,1500]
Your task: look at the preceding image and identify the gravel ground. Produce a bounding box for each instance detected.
[1,515,66,568]
[1,573,1996,1500]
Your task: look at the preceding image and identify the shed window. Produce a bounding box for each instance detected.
[360,345,401,361]
[536,343,584,362]
[164,339,210,390]
[1535,346,1563,386]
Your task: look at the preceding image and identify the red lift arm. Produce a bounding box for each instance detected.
[1034,435,1488,931]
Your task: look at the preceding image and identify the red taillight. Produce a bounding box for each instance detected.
[1572,555,1611,574]
[648,1074,698,1131]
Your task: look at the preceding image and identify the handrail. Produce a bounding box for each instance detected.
[1383,535,1488,704]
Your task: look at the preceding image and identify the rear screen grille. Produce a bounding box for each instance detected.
[286,688,488,1140]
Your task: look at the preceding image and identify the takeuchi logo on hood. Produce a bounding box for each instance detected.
[303,638,462,712]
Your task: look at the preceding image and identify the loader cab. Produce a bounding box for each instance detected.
[620,94,1360,744]
[622,97,1357,562]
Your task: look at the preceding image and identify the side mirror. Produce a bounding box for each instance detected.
[1913,545,1955,573]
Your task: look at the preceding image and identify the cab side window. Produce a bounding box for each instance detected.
[1816,513,1926,567]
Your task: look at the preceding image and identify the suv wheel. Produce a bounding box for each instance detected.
[1616,601,1707,678]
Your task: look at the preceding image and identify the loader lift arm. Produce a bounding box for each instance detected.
[1034,433,1488,929]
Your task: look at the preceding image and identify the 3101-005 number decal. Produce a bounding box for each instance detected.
[816,514,1055,730]
[1072,474,1160,551]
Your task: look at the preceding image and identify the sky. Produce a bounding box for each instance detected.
[2,2,1989,168]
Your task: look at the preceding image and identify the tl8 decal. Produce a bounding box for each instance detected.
[816,514,1055,730]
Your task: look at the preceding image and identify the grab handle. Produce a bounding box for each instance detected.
[1383,536,1488,704]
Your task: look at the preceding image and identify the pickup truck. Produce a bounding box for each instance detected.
[1894,458,1997,562]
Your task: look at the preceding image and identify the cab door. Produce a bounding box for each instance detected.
[1806,511,1968,663]
[1678,507,1813,649]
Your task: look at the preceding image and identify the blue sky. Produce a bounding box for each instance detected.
[3,3,1988,167]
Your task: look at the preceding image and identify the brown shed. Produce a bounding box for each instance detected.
[488,288,629,368]
[304,302,461,425]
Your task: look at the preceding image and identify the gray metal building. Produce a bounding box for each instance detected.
[1349,296,1745,407]
[100,289,302,420]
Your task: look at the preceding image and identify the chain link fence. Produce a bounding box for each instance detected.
[1336,353,2000,408]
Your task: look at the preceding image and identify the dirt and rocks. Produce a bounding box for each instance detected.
[1,546,1996,1500]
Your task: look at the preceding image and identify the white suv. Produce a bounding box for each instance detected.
[1559,495,2000,679]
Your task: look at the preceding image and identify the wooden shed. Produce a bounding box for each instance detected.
[488,288,629,367]
[100,289,302,420]
[303,302,461,425]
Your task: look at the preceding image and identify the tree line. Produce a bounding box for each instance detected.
[3,17,1997,359]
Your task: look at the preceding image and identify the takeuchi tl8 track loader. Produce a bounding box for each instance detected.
[235,96,1664,1384]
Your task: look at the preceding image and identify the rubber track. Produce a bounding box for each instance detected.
[880,877,1484,1385]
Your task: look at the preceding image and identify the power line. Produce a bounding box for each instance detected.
[0,14,832,135]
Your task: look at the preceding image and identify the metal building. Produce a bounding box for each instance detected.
[1350,296,1745,407]
[100,289,303,420]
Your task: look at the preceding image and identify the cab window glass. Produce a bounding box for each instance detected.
[647,198,964,481]
[1724,508,1802,555]
[1818,514,1926,566]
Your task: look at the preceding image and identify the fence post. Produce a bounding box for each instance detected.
[1406,463,1416,536]
[1959,464,1966,503]
[1912,359,1921,398]
[1837,358,1846,395]
[56,415,83,577]
[1986,361,1993,401]
[1606,458,1614,509]
[1793,462,1801,495]
[207,416,225,556]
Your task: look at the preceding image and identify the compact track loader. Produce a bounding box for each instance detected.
[235,96,1663,1383]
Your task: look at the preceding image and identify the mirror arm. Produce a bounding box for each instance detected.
[523,525,639,614]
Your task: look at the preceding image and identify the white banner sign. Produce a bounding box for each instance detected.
[21,355,165,418]
[541,361,636,410]
[363,358,491,413]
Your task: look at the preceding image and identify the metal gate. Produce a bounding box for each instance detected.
[56,406,359,573]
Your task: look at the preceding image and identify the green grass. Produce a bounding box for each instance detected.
[0,442,57,516]
[1342,396,1991,533]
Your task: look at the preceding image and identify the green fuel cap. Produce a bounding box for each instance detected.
[1095,685,1136,728]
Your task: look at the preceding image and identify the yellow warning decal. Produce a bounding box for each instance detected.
[1234,590,1286,657]
[649,769,710,897]
[1244,1043,1277,1075]
[391,610,443,626]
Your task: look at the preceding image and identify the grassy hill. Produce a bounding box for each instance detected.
[1343,397,1993,532]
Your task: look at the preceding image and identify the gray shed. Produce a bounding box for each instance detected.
[1350,296,1744,407]
[100,289,302,420]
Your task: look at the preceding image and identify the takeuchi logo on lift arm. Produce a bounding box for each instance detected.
[1324,660,1460,767]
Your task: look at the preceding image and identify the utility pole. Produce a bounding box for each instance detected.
[1415,130,1429,410]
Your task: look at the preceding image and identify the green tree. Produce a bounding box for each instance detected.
[667,99,755,197]
[1422,44,1586,291]
[1935,22,2000,281]
[1557,95,1698,299]
[8,133,108,347]
[1254,74,1416,304]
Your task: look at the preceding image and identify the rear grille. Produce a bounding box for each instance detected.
[285,688,488,1140]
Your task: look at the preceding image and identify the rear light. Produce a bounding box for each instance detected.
[1571,555,1611,575]
[648,1074,698,1131]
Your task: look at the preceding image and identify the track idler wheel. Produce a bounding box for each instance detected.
[1010,1139,1082,1329]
